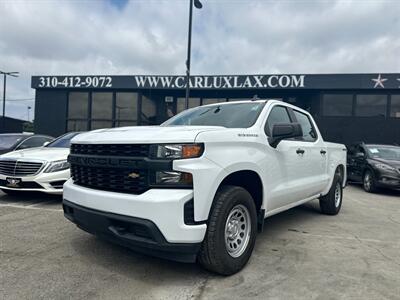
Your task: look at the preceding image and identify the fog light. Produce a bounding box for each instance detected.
[155,171,193,185]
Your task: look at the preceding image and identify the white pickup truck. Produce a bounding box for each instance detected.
[63,100,347,275]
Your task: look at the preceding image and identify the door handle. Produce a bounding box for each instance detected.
[296,149,305,155]
[320,150,327,155]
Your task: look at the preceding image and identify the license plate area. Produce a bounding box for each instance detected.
[6,177,22,188]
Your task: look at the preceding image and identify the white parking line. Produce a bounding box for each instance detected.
[0,203,62,212]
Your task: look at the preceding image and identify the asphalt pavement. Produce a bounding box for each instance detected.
[1,185,399,300]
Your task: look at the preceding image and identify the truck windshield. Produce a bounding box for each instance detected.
[366,145,400,161]
[162,102,265,128]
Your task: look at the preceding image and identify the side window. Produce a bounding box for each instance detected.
[17,137,46,149]
[292,110,318,142]
[265,106,291,136]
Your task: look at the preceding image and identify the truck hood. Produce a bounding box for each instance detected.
[0,147,69,162]
[71,126,225,144]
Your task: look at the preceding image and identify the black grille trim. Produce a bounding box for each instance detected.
[70,143,150,157]
[70,164,150,194]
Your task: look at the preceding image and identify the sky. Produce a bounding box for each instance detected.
[1,0,399,121]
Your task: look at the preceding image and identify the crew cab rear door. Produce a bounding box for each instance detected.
[288,108,330,197]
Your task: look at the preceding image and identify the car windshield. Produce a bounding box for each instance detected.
[46,132,81,148]
[162,102,266,128]
[366,145,400,161]
[0,135,25,150]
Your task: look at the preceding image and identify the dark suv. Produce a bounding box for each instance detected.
[347,143,400,192]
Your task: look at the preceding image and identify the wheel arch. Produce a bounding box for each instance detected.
[215,169,264,214]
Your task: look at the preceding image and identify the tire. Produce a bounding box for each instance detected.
[363,170,377,193]
[198,185,257,275]
[319,175,343,215]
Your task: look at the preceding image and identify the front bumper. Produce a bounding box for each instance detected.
[63,179,207,244]
[0,170,70,194]
[375,174,400,189]
[63,200,201,262]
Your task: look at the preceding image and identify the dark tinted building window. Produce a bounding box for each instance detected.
[177,98,201,113]
[141,95,157,125]
[91,120,112,130]
[92,92,113,119]
[203,98,226,105]
[322,94,353,116]
[293,110,317,142]
[390,95,400,118]
[68,92,88,119]
[68,120,88,131]
[355,94,387,117]
[116,93,138,126]
[266,106,291,136]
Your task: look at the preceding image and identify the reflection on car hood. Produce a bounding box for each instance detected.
[71,126,225,144]
[0,147,69,162]
[370,158,400,168]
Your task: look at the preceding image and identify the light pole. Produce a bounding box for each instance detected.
[184,0,203,110]
[27,106,32,122]
[0,70,19,132]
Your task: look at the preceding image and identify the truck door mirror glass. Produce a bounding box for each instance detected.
[269,123,303,148]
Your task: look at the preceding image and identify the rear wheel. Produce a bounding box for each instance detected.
[319,175,343,215]
[363,170,377,193]
[198,185,257,275]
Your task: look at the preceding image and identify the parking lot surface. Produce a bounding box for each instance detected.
[1,186,399,300]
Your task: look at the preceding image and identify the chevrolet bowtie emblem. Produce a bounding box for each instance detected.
[128,172,140,179]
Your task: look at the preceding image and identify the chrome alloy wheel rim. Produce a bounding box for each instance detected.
[334,182,341,208]
[224,204,251,258]
[364,173,371,191]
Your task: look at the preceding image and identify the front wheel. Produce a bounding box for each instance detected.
[198,185,257,275]
[319,175,343,215]
[363,170,377,193]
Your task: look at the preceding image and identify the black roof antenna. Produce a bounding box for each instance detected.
[251,94,259,101]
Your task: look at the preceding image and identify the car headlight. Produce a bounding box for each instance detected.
[153,144,204,159]
[374,163,396,172]
[44,160,70,173]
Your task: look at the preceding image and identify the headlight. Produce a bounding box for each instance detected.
[44,160,70,173]
[374,163,396,172]
[153,144,204,159]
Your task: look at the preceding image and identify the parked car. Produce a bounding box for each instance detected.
[0,133,54,155]
[0,132,82,195]
[347,142,400,192]
[62,100,347,275]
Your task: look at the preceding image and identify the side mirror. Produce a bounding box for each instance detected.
[269,123,303,148]
[43,141,50,146]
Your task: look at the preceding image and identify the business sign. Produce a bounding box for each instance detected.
[31,73,400,90]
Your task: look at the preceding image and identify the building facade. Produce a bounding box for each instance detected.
[31,73,400,145]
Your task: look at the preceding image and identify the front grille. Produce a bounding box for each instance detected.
[0,160,43,176]
[70,164,149,194]
[70,144,150,157]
